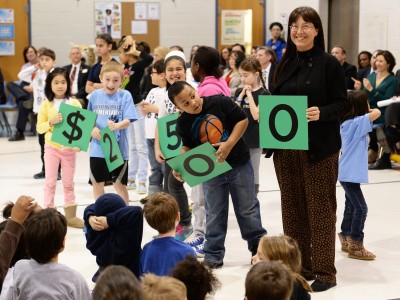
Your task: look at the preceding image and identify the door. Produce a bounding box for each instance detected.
[0,0,30,83]
[217,0,265,53]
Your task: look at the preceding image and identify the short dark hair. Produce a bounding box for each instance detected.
[23,46,37,63]
[192,46,223,79]
[269,22,283,31]
[143,192,179,234]
[232,43,245,53]
[167,81,193,105]
[170,45,184,52]
[245,261,294,300]
[256,46,277,64]
[92,265,143,300]
[357,50,372,69]
[342,90,369,122]
[376,50,396,73]
[153,59,165,74]
[41,48,56,61]
[171,255,220,300]
[45,67,71,101]
[24,208,67,264]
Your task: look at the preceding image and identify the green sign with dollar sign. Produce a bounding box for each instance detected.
[51,103,97,152]
[99,126,124,172]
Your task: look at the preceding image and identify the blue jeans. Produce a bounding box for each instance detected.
[203,160,267,263]
[340,181,368,242]
[128,107,148,183]
[146,138,163,194]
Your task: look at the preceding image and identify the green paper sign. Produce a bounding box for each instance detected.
[99,126,124,172]
[158,112,183,159]
[51,103,97,152]
[166,142,232,187]
[259,96,308,150]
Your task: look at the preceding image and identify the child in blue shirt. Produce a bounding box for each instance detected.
[140,192,195,276]
[338,90,380,260]
[88,61,137,204]
[167,81,267,269]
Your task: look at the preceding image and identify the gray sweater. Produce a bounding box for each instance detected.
[4,259,90,300]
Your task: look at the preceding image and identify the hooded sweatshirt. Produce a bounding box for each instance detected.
[197,76,231,97]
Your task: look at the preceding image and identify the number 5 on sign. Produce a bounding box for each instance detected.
[259,96,308,150]
[158,112,182,159]
[100,126,124,172]
[166,142,232,187]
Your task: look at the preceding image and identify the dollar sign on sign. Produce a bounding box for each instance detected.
[62,111,85,144]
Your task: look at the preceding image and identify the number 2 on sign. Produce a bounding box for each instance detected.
[103,133,118,163]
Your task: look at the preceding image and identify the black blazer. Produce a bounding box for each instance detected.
[272,47,347,162]
[63,63,90,101]
[342,61,357,90]
[268,63,276,93]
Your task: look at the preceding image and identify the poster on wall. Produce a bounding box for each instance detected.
[94,2,121,39]
[135,3,147,20]
[0,9,14,23]
[0,41,15,56]
[221,10,252,47]
[0,24,14,39]
[147,3,160,20]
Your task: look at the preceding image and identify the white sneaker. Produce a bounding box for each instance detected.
[137,184,147,194]
[127,181,136,190]
[185,232,205,247]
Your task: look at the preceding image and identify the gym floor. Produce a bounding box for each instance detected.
[1,136,399,299]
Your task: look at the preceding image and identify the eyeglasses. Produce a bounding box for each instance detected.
[290,24,314,32]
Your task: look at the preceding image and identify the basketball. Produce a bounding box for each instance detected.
[199,115,224,144]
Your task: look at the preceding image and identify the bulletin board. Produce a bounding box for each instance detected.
[120,2,160,52]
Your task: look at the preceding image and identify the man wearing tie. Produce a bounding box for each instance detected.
[255,46,276,93]
[63,46,90,108]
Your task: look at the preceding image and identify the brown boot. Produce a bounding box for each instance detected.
[64,204,84,229]
[347,237,376,260]
[337,232,349,253]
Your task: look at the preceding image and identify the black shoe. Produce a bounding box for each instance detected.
[57,172,61,180]
[203,260,223,269]
[33,171,45,179]
[311,280,337,292]
[8,132,25,141]
[368,155,392,170]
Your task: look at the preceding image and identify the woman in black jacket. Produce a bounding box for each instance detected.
[271,6,347,292]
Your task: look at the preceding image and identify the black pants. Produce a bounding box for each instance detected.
[16,101,33,134]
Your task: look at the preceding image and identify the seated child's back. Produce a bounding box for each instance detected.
[140,193,195,276]
[6,208,91,300]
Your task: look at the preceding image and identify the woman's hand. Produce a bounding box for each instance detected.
[351,77,362,90]
[363,78,373,91]
[306,106,320,122]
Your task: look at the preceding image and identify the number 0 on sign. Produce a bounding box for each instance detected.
[51,103,97,151]
[259,96,308,150]
[166,142,232,187]
[99,126,124,172]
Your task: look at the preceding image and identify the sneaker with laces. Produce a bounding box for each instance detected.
[175,224,193,241]
[193,242,205,258]
[137,184,147,194]
[127,181,137,190]
[185,232,205,247]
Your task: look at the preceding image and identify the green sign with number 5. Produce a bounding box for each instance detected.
[100,126,124,172]
[158,112,183,159]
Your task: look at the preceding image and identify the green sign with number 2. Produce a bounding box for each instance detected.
[158,112,183,159]
[100,126,124,172]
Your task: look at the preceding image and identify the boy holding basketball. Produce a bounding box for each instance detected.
[167,81,267,269]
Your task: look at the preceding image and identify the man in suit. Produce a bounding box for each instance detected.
[331,46,357,90]
[63,46,90,108]
[255,46,276,92]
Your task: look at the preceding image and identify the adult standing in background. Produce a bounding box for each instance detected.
[272,6,347,292]
[266,22,287,63]
[331,45,357,90]
[255,46,276,92]
[63,46,90,108]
